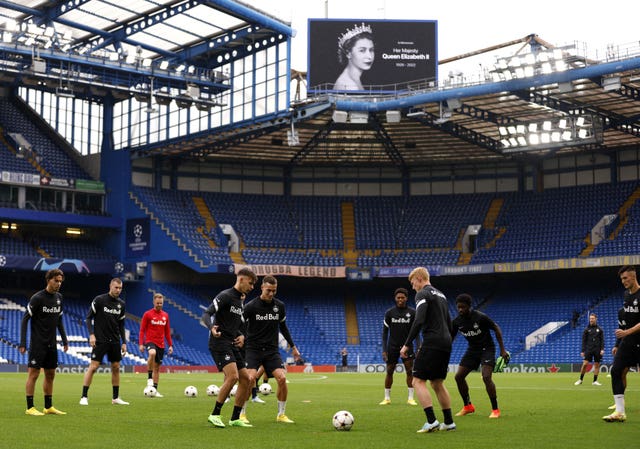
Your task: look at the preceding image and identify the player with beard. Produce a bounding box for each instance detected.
[603,265,640,422]
[79,278,128,406]
[574,313,604,386]
[379,288,417,406]
[19,269,68,416]
[243,275,300,424]
[451,293,508,419]
[139,292,173,397]
[202,267,256,428]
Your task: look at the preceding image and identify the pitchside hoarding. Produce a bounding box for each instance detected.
[307,19,437,93]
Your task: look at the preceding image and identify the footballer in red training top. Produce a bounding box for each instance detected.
[139,293,173,395]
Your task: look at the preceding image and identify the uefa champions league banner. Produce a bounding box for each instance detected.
[0,254,129,275]
[126,217,150,258]
[307,19,437,93]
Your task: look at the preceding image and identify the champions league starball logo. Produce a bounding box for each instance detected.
[133,224,143,239]
[0,255,6,267]
[114,262,124,273]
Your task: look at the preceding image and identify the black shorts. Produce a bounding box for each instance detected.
[459,347,496,370]
[583,350,602,363]
[413,347,451,381]
[245,348,285,375]
[28,344,58,370]
[144,343,165,364]
[386,345,415,365]
[91,342,123,363]
[613,341,640,368]
[209,340,245,371]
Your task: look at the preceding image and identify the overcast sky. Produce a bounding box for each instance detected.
[244,0,638,73]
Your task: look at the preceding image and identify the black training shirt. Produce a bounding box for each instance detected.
[20,289,68,348]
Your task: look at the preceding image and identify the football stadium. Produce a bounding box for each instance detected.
[0,1,638,447]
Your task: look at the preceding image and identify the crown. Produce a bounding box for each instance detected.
[338,23,373,50]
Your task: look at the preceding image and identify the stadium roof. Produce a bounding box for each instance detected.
[1,3,640,170]
[135,34,640,169]
[0,0,292,100]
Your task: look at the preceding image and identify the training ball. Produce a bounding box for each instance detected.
[206,384,220,397]
[259,383,272,395]
[332,410,354,431]
[230,384,238,396]
[143,386,157,397]
[184,385,198,397]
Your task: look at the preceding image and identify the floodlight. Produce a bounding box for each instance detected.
[349,112,369,124]
[499,115,601,153]
[602,76,621,91]
[175,94,193,108]
[332,110,348,123]
[386,110,401,123]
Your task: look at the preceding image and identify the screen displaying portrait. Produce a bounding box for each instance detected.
[308,19,437,93]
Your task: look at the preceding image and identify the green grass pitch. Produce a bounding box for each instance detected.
[2,371,637,449]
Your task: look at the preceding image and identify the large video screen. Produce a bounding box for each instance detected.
[307,19,437,93]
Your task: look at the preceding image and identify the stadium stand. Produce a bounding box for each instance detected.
[0,98,91,180]
[1,1,640,375]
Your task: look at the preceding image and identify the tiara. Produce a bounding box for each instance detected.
[338,23,372,50]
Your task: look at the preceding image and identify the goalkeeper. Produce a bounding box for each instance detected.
[450,293,509,419]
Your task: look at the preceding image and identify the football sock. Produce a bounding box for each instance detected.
[213,401,223,415]
[231,405,242,420]
[148,370,153,379]
[443,408,453,425]
[278,400,286,415]
[384,388,391,400]
[154,383,158,389]
[463,395,471,406]
[593,375,598,382]
[82,386,89,397]
[27,395,34,409]
[579,373,584,381]
[408,387,414,400]
[44,395,52,409]
[490,397,498,410]
[113,386,120,399]
[252,387,258,399]
[424,406,436,423]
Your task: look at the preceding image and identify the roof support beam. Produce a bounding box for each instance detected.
[369,115,405,167]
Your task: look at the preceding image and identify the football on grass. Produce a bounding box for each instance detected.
[143,386,157,397]
[184,385,198,397]
[259,383,272,395]
[206,384,220,396]
[332,410,354,431]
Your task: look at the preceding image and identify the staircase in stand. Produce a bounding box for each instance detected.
[129,191,206,268]
[344,296,360,345]
[609,186,640,241]
[192,196,218,249]
[341,202,358,267]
